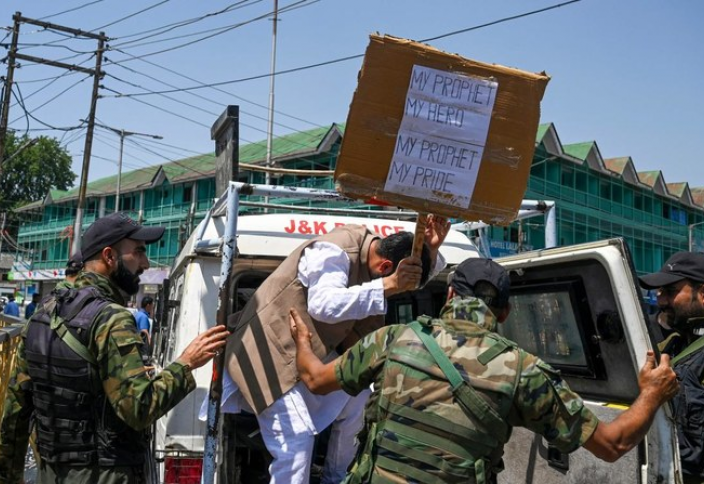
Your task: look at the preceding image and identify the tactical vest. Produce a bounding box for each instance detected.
[672,343,704,478]
[346,318,522,484]
[25,286,148,467]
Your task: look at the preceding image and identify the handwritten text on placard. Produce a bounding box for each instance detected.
[384,65,498,209]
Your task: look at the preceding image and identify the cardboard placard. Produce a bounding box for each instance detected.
[335,34,550,224]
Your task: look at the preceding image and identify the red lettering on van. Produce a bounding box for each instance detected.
[314,221,328,235]
[298,220,312,235]
[284,219,296,233]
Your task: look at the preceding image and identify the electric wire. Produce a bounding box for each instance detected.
[10,74,91,126]
[105,0,584,98]
[110,48,322,127]
[104,71,317,148]
[110,61,316,132]
[102,85,212,129]
[39,0,109,21]
[113,0,260,47]
[10,62,89,108]
[91,0,172,32]
[125,136,214,177]
[104,0,314,64]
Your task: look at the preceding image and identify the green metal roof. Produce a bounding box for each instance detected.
[535,123,551,143]
[162,153,217,184]
[49,165,161,203]
[563,142,596,161]
[240,124,342,164]
[16,124,343,210]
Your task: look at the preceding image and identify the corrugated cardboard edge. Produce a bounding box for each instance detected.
[335,34,550,224]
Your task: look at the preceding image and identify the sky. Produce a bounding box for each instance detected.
[1,0,703,190]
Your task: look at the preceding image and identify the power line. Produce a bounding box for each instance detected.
[110,57,316,132]
[112,0,260,47]
[105,0,314,64]
[422,0,583,43]
[105,0,584,99]
[39,0,109,21]
[91,0,173,31]
[126,136,214,177]
[100,85,212,128]
[10,62,90,108]
[9,42,98,55]
[104,71,317,146]
[10,74,91,126]
[110,47,322,127]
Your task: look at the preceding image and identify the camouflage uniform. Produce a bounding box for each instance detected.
[0,271,195,484]
[336,297,599,484]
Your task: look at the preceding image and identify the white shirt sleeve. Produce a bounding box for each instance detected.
[298,242,386,324]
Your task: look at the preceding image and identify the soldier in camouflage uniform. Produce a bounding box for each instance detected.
[0,212,228,484]
[290,257,679,483]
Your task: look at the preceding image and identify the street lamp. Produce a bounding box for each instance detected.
[689,221,704,252]
[114,129,163,212]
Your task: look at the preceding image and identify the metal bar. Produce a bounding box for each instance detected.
[15,14,108,40]
[243,164,334,176]
[235,182,345,201]
[238,200,418,218]
[12,53,99,76]
[201,182,240,484]
[194,238,223,252]
[544,202,557,248]
[0,324,23,343]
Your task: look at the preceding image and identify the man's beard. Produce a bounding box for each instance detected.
[664,298,704,332]
[111,256,142,295]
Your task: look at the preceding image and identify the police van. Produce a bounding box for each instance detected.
[151,184,680,484]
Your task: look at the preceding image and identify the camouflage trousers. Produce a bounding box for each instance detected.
[36,461,146,484]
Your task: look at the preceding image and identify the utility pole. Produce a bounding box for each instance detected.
[263,0,279,209]
[72,32,106,254]
[0,13,108,255]
[0,13,21,174]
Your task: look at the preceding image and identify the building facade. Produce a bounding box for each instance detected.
[11,121,704,292]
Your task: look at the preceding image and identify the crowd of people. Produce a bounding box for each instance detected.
[0,210,703,484]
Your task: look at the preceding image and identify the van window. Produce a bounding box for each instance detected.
[500,279,603,379]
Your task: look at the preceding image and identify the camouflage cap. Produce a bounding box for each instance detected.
[450,258,510,308]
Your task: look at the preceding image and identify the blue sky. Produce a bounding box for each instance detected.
[2,0,703,190]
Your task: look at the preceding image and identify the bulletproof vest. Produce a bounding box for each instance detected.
[672,348,704,478]
[346,318,520,484]
[25,286,148,467]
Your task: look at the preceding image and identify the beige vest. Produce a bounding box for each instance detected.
[225,224,384,414]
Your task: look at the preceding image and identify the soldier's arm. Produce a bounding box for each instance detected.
[93,305,227,431]
[291,308,397,396]
[0,338,33,484]
[290,308,340,394]
[582,351,678,462]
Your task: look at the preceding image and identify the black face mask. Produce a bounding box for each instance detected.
[111,255,141,296]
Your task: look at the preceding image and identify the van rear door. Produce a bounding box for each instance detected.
[495,238,679,484]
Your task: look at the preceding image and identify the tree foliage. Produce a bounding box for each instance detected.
[1,132,76,209]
